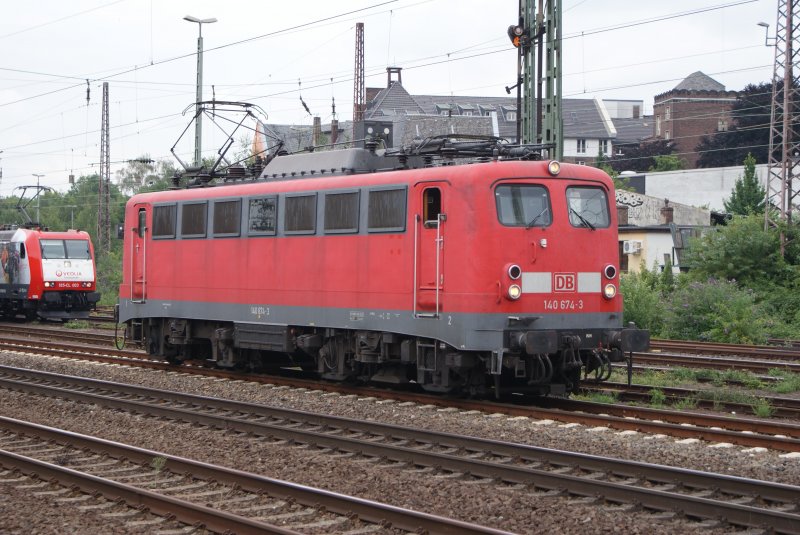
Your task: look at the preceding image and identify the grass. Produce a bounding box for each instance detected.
[573,391,618,404]
[751,398,775,418]
[62,320,91,330]
[767,370,800,394]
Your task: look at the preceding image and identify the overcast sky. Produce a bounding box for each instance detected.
[0,0,775,196]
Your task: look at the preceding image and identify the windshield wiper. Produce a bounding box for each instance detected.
[569,207,596,230]
[525,207,550,229]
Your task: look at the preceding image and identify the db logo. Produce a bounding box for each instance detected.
[56,270,62,277]
[554,273,576,292]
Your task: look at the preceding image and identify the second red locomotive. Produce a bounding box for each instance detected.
[0,225,101,321]
[118,138,648,396]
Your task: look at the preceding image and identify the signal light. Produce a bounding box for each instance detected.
[507,25,526,47]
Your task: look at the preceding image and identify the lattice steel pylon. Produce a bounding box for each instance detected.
[765,0,800,256]
[517,0,562,158]
[98,82,111,253]
[352,22,365,144]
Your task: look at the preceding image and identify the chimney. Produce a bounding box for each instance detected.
[387,66,402,87]
[660,199,674,224]
[313,116,322,147]
[330,118,339,145]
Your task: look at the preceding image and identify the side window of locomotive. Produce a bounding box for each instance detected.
[248,196,277,236]
[64,240,91,259]
[324,191,359,234]
[495,185,552,227]
[284,193,317,235]
[152,204,177,239]
[368,187,406,232]
[423,188,441,228]
[180,202,207,238]
[40,240,67,259]
[566,187,610,229]
[138,209,146,238]
[213,199,241,237]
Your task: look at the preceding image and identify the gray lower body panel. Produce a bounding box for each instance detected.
[119,298,623,352]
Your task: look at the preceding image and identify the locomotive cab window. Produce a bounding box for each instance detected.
[213,199,242,237]
[64,240,90,259]
[495,184,552,227]
[248,196,277,235]
[423,188,441,228]
[137,209,146,238]
[152,204,177,238]
[566,187,610,229]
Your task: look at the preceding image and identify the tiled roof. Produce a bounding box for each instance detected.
[612,116,654,145]
[673,71,725,92]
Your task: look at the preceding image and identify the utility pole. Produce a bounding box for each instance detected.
[764,0,800,256]
[508,0,562,157]
[352,22,365,144]
[98,82,111,253]
[31,174,44,224]
[184,15,217,167]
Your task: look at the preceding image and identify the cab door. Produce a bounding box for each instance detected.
[131,205,148,302]
[414,183,447,317]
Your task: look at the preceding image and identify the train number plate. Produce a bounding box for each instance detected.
[543,299,583,311]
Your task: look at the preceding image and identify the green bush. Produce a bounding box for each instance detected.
[661,278,769,344]
[620,271,667,335]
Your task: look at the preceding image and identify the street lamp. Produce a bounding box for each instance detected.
[184,14,217,167]
[758,22,777,47]
[32,173,44,223]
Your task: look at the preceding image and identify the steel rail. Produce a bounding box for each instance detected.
[0,416,509,535]
[1,367,799,533]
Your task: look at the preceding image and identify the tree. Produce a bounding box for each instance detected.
[695,82,771,168]
[608,139,676,173]
[723,153,765,215]
[114,156,176,195]
[649,154,685,172]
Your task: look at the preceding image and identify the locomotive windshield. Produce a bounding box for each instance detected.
[566,187,610,229]
[495,185,552,227]
[40,239,91,259]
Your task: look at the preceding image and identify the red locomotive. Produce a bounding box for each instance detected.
[0,225,101,321]
[118,136,648,396]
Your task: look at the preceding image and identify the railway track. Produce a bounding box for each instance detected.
[0,416,502,535]
[580,382,800,419]
[1,366,799,534]
[651,339,800,361]
[1,334,799,451]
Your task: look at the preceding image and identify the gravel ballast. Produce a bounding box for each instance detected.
[1,350,797,534]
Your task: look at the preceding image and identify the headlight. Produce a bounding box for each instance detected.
[44,282,52,288]
[603,283,617,299]
[508,284,522,300]
[507,264,521,280]
[604,264,617,279]
[547,160,561,176]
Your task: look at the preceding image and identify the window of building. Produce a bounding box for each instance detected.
[505,111,517,121]
[665,106,671,120]
[213,199,241,236]
[153,204,177,238]
[368,188,406,232]
[600,139,608,155]
[656,115,661,136]
[285,194,317,234]
[577,139,586,154]
[718,119,728,132]
[566,187,610,229]
[665,130,670,140]
[181,202,207,238]
[495,185,551,227]
[324,191,359,233]
[248,196,277,235]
